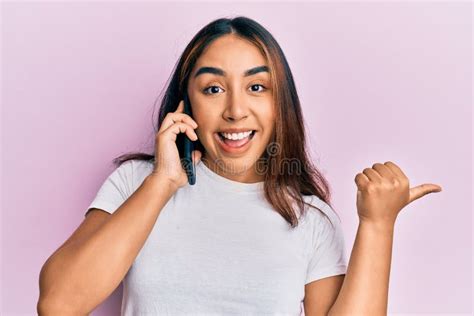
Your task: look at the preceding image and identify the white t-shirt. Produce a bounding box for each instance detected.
[87,159,348,315]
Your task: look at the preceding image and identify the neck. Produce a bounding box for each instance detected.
[201,155,264,184]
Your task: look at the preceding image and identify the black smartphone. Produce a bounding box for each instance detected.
[176,92,196,185]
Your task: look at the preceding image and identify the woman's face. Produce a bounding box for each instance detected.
[187,34,276,183]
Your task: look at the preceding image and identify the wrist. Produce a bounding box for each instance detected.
[144,173,179,195]
[359,218,396,232]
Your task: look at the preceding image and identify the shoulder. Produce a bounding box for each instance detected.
[111,159,154,188]
[115,158,154,174]
[301,195,346,254]
[300,195,342,231]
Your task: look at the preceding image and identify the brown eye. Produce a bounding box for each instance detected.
[203,86,224,95]
[249,84,266,92]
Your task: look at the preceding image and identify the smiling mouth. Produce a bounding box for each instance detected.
[216,130,257,142]
[214,130,257,151]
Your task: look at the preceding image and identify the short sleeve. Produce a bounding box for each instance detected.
[85,160,136,217]
[305,203,348,284]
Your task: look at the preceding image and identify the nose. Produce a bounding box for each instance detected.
[222,90,249,122]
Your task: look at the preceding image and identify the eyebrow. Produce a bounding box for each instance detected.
[193,65,269,78]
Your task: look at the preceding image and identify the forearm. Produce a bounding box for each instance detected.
[328,220,395,316]
[38,174,176,315]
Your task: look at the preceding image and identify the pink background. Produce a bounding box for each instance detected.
[1,1,471,315]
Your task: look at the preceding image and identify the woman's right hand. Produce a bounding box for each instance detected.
[149,100,201,190]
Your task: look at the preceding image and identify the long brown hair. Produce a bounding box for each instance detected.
[112,16,340,229]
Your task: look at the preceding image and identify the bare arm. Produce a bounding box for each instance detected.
[38,174,177,315]
[327,220,394,316]
[326,160,441,315]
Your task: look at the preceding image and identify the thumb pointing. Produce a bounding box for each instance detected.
[409,183,442,204]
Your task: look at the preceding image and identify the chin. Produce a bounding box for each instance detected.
[213,156,254,172]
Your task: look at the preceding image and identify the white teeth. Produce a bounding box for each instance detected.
[220,130,253,140]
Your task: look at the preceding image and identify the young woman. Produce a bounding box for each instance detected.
[38,16,442,316]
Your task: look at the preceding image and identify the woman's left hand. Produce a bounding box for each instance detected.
[354,161,442,225]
